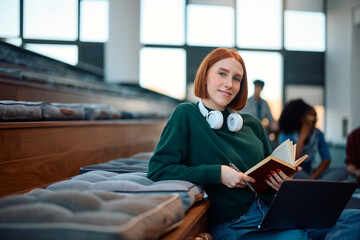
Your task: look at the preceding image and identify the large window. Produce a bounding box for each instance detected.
[0,0,19,38]
[24,0,78,40]
[239,51,283,119]
[284,10,326,51]
[140,48,186,100]
[187,4,235,47]
[0,0,108,70]
[139,0,187,100]
[236,0,282,49]
[1,0,327,106]
[140,0,185,45]
[139,0,326,118]
[80,0,109,42]
[140,0,285,104]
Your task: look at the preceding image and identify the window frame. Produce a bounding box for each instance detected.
[1,0,107,75]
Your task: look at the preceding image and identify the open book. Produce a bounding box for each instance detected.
[244,139,308,194]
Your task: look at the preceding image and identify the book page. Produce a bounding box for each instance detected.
[292,143,296,161]
[271,139,294,165]
[294,154,308,167]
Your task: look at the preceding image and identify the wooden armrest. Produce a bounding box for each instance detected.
[160,199,211,240]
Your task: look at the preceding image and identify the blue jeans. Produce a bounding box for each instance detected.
[210,199,360,240]
[307,209,360,240]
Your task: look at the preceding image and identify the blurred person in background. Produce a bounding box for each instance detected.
[345,126,360,186]
[241,79,279,148]
[278,99,348,181]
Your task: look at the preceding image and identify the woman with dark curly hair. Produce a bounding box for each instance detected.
[278,99,348,180]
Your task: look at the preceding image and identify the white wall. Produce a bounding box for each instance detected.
[105,0,141,83]
[326,0,360,144]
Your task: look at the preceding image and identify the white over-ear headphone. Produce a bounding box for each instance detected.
[198,99,243,132]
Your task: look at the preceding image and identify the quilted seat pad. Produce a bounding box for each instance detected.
[46,171,204,211]
[0,189,183,240]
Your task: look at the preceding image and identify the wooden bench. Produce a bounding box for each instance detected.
[0,120,212,239]
[0,120,165,197]
[0,41,211,239]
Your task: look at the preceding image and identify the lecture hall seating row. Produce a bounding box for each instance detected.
[0,41,211,239]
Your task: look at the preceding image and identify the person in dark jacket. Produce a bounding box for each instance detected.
[345,126,360,186]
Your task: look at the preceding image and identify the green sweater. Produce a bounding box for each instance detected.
[147,102,275,226]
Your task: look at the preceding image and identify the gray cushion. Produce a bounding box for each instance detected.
[79,158,149,174]
[131,152,153,160]
[46,171,203,211]
[0,189,183,240]
[81,103,120,120]
[0,100,42,121]
[41,103,85,120]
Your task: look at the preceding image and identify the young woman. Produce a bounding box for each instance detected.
[278,99,348,180]
[147,48,359,239]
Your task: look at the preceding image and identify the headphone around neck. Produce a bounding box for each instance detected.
[198,99,243,132]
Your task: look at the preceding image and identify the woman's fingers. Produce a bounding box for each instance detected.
[266,169,293,191]
[265,178,279,191]
[221,165,253,189]
[243,175,256,184]
[267,172,281,189]
[275,169,290,180]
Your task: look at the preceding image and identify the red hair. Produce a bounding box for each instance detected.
[193,48,248,111]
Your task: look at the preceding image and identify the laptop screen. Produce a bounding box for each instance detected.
[259,180,357,229]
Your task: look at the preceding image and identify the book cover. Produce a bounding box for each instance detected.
[245,155,308,193]
[243,139,308,194]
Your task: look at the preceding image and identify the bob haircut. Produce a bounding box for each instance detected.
[193,48,248,111]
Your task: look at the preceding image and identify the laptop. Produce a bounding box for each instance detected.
[259,180,357,230]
